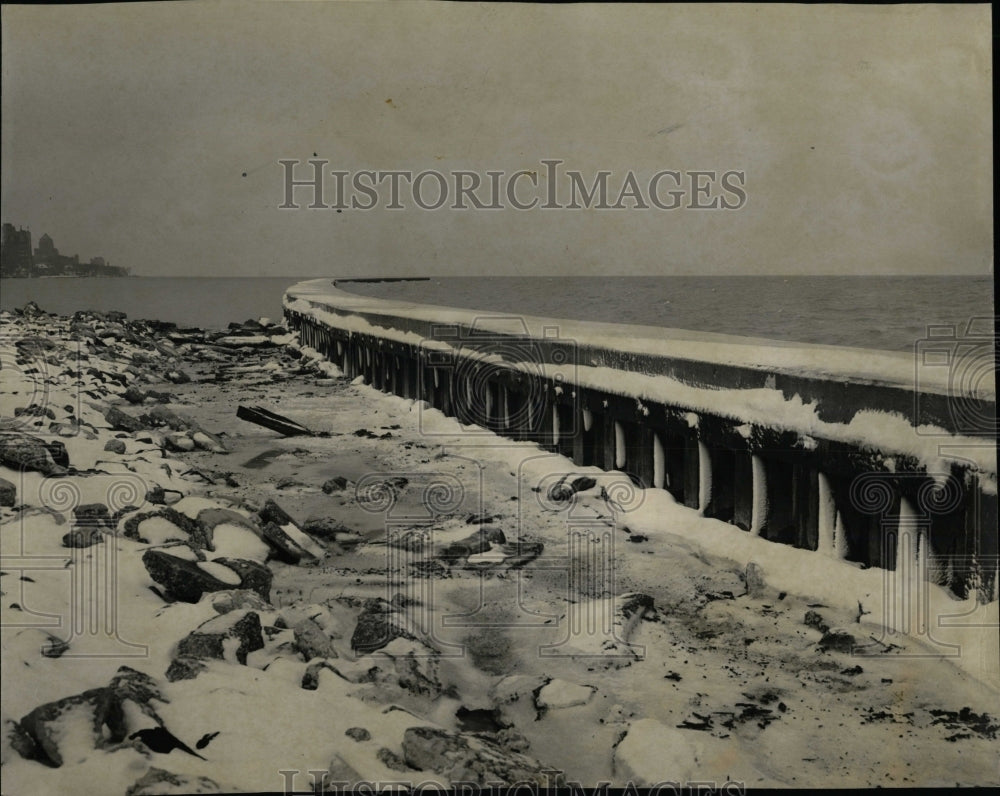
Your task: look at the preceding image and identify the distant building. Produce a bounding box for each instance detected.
[34,232,57,264]
[1,224,34,277]
[1,225,129,277]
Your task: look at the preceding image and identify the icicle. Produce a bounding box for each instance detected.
[750,454,767,535]
[653,432,665,489]
[817,471,836,555]
[698,440,712,513]
[615,422,626,469]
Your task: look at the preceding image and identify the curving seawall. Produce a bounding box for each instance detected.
[284,278,998,602]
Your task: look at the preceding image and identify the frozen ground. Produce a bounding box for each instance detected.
[1,306,997,793]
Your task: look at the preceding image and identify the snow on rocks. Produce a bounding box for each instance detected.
[166,610,265,681]
[349,597,418,655]
[9,666,166,768]
[124,767,227,795]
[400,726,564,786]
[0,431,68,475]
[535,679,595,710]
[613,718,701,785]
[141,550,272,603]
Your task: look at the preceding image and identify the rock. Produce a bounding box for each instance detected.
[614,718,700,785]
[745,562,766,598]
[122,386,147,405]
[345,727,371,742]
[14,688,107,767]
[257,498,298,528]
[301,660,339,690]
[316,754,363,791]
[14,404,56,420]
[74,503,113,529]
[495,540,544,569]
[210,589,271,615]
[12,666,164,768]
[322,476,349,494]
[142,550,269,603]
[165,369,191,384]
[164,657,208,682]
[62,527,105,548]
[547,475,598,502]
[259,521,314,565]
[377,747,410,772]
[164,433,196,452]
[535,679,595,710]
[0,476,16,507]
[196,507,259,533]
[44,439,70,468]
[293,617,338,661]
[125,508,211,548]
[125,767,223,795]
[191,431,226,453]
[401,726,562,786]
[21,301,46,317]
[371,638,443,698]
[302,517,352,540]
[490,674,550,705]
[169,611,265,679]
[212,557,273,602]
[0,431,65,475]
[350,599,415,654]
[140,404,198,432]
[494,728,530,754]
[804,610,830,634]
[105,405,145,433]
[819,628,857,654]
[103,438,127,454]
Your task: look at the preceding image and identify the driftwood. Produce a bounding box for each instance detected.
[237,405,313,437]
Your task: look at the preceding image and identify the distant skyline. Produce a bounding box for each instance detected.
[1,2,992,278]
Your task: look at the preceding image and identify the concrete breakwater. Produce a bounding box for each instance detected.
[285,279,998,605]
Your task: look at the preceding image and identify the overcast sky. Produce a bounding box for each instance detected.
[1,1,992,277]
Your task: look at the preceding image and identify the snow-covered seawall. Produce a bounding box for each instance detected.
[284,278,997,606]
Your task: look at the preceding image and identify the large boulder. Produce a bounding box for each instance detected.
[213,557,273,602]
[0,431,67,475]
[613,718,701,785]
[535,679,595,710]
[401,726,562,786]
[10,667,164,768]
[167,611,264,681]
[125,508,212,549]
[142,550,271,603]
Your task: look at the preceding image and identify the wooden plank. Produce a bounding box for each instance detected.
[236,405,313,437]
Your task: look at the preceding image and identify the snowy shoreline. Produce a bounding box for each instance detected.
[2,302,998,792]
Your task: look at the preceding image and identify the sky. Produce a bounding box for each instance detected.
[1,1,992,278]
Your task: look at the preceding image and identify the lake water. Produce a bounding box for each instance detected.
[1,275,993,352]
